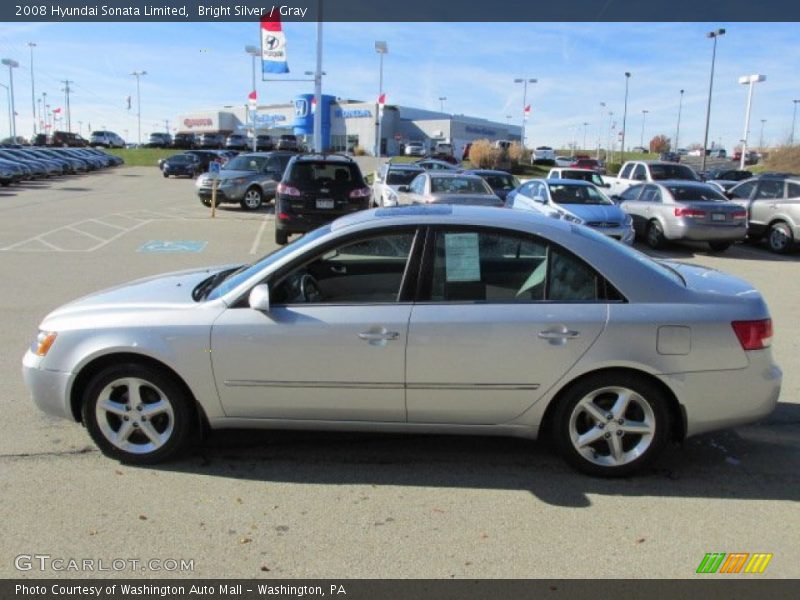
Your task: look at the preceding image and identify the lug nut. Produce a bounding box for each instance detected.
[616,430,624,437]
[606,414,613,421]
[123,416,129,421]
[132,422,139,428]
[598,423,605,429]
[617,419,624,425]
[604,432,611,439]
[136,405,143,411]
[141,416,147,422]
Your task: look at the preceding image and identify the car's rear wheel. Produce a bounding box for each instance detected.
[200,197,211,207]
[767,221,794,254]
[646,220,666,250]
[162,172,169,178]
[81,363,195,465]
[708,241,731,252]
[241,187,263,210]
[553,373,670,477]
[275,229,289,245]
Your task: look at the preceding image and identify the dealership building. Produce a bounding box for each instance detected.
[176,94,521,157]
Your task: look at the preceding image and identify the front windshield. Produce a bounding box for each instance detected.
[431,176,492,195]
[482,174,519,190]
[168,155,193,164]
[224,155,267,172]
[548,184,611,205]
[204,225,332,301]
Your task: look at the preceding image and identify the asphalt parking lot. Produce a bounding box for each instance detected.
[0,167,798,579]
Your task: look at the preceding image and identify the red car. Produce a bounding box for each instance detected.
[571,158,601,171]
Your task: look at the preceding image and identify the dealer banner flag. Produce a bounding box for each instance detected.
[261,14,289,74]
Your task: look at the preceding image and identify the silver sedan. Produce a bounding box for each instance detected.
[392,172,504,207]
[615,180,748,251]
[22,206,781,476]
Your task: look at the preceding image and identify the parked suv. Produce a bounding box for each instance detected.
[90,130,125,148]
[276,134,299,151]
[148,132,172,148]
[51,131,88,147]
[274,154,371,244]
[198,133,225,149]
[225,134,251,150]
[726,174,800,254]
[173,132,196,149]
[195,151,294,211]
[255,134,275,151]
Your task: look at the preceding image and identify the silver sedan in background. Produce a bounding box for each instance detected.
[615,180,748,251]
[392,171,504,207]
[22,206,780,477]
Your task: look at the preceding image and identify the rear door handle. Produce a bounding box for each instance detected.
[358,329,400,346]
[330,265,347,274]
[538,329,581,343]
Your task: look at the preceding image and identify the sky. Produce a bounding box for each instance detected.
[0,21,799,151]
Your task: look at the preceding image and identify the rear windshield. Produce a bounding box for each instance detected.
[666,185,727,202]
[559,170,596,182]
[168,155,194,164]
[650,164,699,181]
[290,161,362,186]
[281,135,297,141]
[430,176,492,195]
[386,170,422,185]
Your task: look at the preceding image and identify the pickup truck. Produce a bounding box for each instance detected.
[602,160,701,196]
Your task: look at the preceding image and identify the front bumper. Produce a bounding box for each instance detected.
[588,223,635,245]
[22,350,74,421]
[197,183,247,203]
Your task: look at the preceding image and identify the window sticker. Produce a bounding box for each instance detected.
[445,232,481,282]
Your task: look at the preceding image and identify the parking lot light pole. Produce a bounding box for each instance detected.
[514,78,536,149]
[245,45,260,152]
[0,83,10,138]
[374,41,388,159]
[620,72,630,163]
[28,43,36,135]
[597,102,605,159]
[675,89,684,152]
[640,110,649,150]
[582,122,589,152]
[738,74,766,170]
[130,70,147,146]
[2,59,19,140]
[791,99,799,145]
[438,96,446,112]
[759,119,767,151]
[701,28,725,172]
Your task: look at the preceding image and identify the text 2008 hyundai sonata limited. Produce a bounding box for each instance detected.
[23,206,781,476]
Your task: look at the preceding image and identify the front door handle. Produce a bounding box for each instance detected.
[538,328,581,346]
[330,265,347,274]
[358,329,400,346]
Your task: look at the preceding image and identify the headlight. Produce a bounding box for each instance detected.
[623,213,633,226]
[229,178,248,185]
[385,190,398,205]
[33,331,57,356]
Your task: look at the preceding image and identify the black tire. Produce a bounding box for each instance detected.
[275,229,289,245]
[708,241,731,252]
[162,172,169,178]
[767,221,794,254]
[552,372,671,477]
[200,197,211,207]
[646,220,666,250]
[81,363,195,465]
[240,187,263,211]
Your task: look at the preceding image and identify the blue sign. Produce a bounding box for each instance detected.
[255,113,287,126]
[334,109,373,119]
[208,162,221,179]
[137,241,207,253]
[292,93,335,149]
[465,125,497,136]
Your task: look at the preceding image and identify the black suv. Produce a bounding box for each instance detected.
[199,133,225,149]
[173,132,197,149]
[275,154,371,244]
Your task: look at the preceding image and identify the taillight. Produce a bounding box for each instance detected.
[349,187,371,199]
[733,210,747,219]
[731,319,773,350]
[277,212,291,221]
[277,183,301,197]
[674,207,706,218]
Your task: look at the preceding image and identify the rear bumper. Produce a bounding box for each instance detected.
[667,219,747,242]
[661,350,782,437]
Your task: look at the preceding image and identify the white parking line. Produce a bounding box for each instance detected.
[250,214,270,255]
[66,226,108,243]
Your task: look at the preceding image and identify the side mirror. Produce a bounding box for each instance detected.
[533,195,545,203]
[610,195,623,204]
[397,185,411,193]
[248,284,271,312]
[602,182,611,188]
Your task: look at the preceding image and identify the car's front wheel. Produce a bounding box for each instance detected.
[767,221,794,254]
[553,372,671,477]
[81,363,195,465]
[241,187,263,210]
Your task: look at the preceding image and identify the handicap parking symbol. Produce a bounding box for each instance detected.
[137,240,208,253]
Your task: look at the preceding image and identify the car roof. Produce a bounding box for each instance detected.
[463,169,512,175]
[427,171,482,178]
[545,178,593,186]
[651,180,718,188]
[387,164,424,171]
[293,153,354,163]
[551,167,596,173]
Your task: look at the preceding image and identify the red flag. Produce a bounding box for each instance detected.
[378,93,386,106]
[248,90,257,109]
[53,107,62,114]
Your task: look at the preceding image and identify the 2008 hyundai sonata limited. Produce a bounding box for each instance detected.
[23,205,781,476]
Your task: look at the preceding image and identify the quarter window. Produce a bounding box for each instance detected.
[755,180,784,200]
